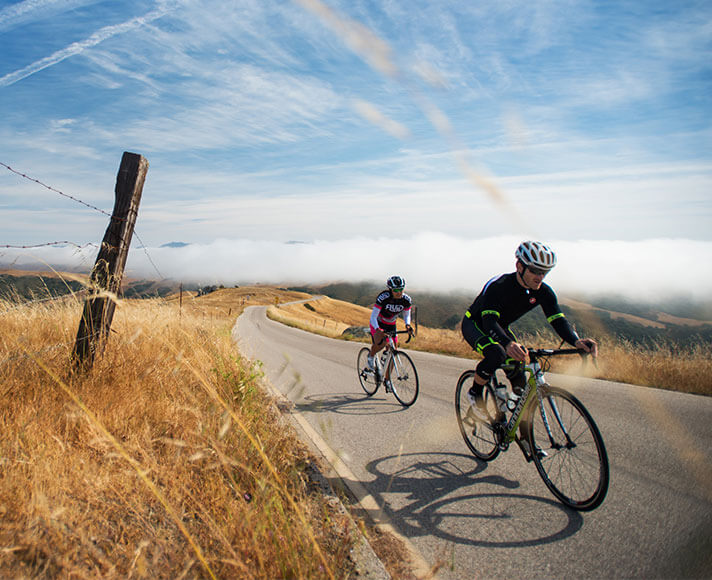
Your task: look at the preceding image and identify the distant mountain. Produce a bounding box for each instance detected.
[160,241,191,248]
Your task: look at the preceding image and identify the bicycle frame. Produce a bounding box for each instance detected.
[496,349,583,455]
[375,331,411,382]
[500,361,542,445]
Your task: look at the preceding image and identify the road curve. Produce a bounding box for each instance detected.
[233,305,712,579]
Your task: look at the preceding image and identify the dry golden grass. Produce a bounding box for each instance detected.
[2,283,709,578]
[592,339,712,395]
[270,295,712,396]
[0,288,357,579]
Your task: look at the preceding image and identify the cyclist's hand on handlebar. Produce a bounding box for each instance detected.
[505,341,528,362]
[406,324,414,335]
[575,338,598,357]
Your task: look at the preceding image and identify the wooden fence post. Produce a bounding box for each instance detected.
[72,152,149,369]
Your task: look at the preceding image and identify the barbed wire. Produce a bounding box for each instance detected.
[1,160,164,279]
[1,241,98,249]
[133,231,164,279]
[1,161,114,218]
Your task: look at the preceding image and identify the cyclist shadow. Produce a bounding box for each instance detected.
[294,391,414,416]
[334,451,584,548]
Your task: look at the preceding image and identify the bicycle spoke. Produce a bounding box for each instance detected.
[530,387,609,510]
[390,351,419,406]
[455,371,500,461]
[356,347,379,396]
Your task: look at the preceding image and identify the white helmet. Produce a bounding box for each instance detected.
[515,241,557,271]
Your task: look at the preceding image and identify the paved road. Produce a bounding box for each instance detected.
[233,306,712,579]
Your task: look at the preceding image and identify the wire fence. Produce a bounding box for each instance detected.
[1,159,165,297]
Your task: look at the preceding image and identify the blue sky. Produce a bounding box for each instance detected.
[1,0,711,300]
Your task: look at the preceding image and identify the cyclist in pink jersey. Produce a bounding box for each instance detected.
[367,275,414,369]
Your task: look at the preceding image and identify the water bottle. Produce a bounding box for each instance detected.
[506,392,520,412]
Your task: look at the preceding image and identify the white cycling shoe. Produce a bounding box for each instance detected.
[466,386,489,422]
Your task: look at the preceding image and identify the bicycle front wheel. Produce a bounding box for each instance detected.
[528,386,609,511]
[389,351,419,406]
[357,347,379,396]
[455,370,500,461]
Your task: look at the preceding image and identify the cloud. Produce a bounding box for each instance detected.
[0,4,173,87]
[4,234,711,303]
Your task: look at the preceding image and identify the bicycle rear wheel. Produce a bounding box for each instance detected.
[455,370,500,461]
[389,351,419,407]
[357,347,379,396]
[528,386,609,511]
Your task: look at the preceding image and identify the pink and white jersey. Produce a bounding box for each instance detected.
[370,290,412,327]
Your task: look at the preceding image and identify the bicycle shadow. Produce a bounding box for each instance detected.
[332,451,584,548]
[294,391,414,416]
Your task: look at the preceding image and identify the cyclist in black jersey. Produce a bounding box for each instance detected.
[367,275,414,372]
[462,241,597,409]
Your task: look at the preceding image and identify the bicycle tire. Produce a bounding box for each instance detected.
[357,347,379,396]
[389,351,419,407]
[455,370,500,461]
[528,385,609,511]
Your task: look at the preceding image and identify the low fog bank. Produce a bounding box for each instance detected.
[3,234,711,305]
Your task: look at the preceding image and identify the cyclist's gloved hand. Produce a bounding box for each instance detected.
[406,324,414,335]
[575,338,598,357]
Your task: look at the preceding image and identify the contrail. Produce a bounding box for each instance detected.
[0,5,171,87]
[0,0,94,32]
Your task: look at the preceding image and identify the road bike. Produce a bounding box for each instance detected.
[455,347,609,511]
[357,330,419,407]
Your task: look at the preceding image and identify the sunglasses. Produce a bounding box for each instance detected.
[528,267,549,277]
[392,287,404,292]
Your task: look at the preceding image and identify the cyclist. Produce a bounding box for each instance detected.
[367,276,415,383]
[462,241,597,414]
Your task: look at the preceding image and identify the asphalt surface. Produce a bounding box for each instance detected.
[233,305,712,579]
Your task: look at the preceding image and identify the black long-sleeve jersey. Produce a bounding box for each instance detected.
[466,272,579,346]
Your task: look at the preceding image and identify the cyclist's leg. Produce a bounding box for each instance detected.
[367,325,383,369]
[471,345,506,403]
[461,316,506,407]
[368,323,391,357]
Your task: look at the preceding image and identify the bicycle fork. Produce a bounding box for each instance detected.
[538,391,576,451]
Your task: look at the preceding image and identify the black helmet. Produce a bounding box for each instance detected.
[386,275,405,290]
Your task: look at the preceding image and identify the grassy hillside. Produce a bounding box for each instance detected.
[4,271,711,396]
[0,271,85,302]
[0,287,390,579]
[289,282,712,347]
[7,271,711,347]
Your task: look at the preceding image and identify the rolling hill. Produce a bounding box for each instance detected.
[3,271,711,347]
